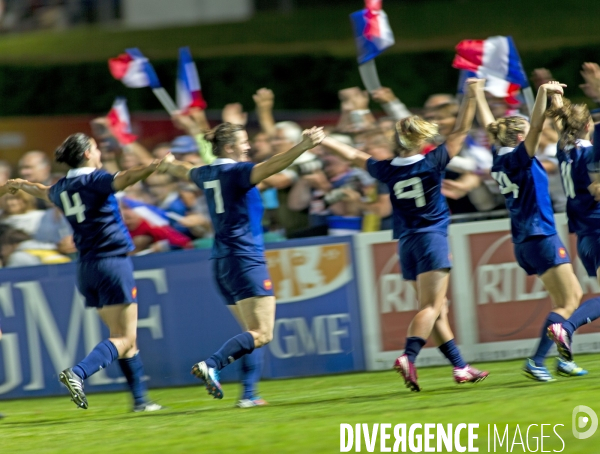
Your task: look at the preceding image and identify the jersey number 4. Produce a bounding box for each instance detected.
[393,177,425,207]
[492,171,519,198]
[60,191,86,223]
[204,180,225,214]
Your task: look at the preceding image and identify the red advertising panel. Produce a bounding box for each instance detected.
[371,241,456,351]
[470,231,554,342]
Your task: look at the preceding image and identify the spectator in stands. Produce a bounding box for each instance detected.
[18,150,51,185]
[0,228,70,267]
[121,205,193,254]
[0,190,45,236]
[0,161,11,185]
[143,172,191,236]
[18,151,52,209]
[170,135,202,165]
[34,206,76,257]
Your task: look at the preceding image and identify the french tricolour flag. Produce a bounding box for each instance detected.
[108,48,161,89]
[350,0,395,65]
[107,98,137,145]
[176,47,207,112]
[452,36,528,104]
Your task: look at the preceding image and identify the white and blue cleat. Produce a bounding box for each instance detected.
[523,359,555,382]
[191,361,223,399]
[556,358,588,377]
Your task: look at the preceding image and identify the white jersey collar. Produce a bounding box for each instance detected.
[390,154,425,166]
[66,167,96,178]
[211,158,237,166]
[497,147,515,156]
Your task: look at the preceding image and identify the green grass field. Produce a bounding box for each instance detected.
[2,354,600,453]
[0,0,598,64]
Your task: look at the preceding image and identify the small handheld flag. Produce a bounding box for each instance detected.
[176,47,207,113]
[108,48,178,114]
[452,36,533,114]
[107,98,137,145]
[349,0,395,65]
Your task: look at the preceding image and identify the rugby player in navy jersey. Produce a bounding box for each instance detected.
[477,81,591,381]
[7,134,168,411]
[320,78,489,392]
[544,96,600,365]
[161,123,325,403]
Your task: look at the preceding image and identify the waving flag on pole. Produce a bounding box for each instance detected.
[176,47,207,112]
[452,36,533,113]
[108,48,161,89]
[349,0,395,93]
[108,48,178,114]
[107,98,137,145]
[350,0,395,65]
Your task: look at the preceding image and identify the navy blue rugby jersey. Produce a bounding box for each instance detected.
[48,168,133,260]
[491,142,556,243]
[557,139,600,237]
[189,158,264,258]
[366,144,450,240]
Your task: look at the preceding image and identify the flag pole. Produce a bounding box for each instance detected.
[522,87,535,118]
[358,59,382,92]
[152,88,178,115]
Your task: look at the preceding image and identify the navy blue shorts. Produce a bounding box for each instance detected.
[77,256,138,308]
[399,232,452,281]
[213,256,274,305]
[577,235,600,277]
[514,234,570,276]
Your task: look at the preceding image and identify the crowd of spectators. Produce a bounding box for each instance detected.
[1,63,600,268]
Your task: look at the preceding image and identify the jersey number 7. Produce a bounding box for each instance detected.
[204,180,225,214]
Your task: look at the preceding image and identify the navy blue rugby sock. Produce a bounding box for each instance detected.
[438,339,467,368]
[72,339,119,380]
[241,347,264,400]
[119,353,148,406]
[563,297,600,337]
[404,336,426,363]
[205,332,256,370]
[532,312,565,367]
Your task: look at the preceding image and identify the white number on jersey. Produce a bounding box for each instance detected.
[60,191,86,223]
[393,177,426,207]
[204,180,225,214]
[560,161,576,199]
[491,171,519,198]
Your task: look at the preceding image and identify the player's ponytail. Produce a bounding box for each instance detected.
[486,116,527,148]
[546,99,591,149]
[395,116,438,156]
[55,133,91,168]
[206,122,245,157]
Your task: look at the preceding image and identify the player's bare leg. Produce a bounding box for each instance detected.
[192,296,275,399]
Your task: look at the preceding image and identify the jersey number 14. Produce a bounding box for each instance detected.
[492,171,519,198]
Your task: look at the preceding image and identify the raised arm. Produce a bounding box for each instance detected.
[250,127,325,185]
[475,82,496,129]
[524,82,566,157]
[253,88,276,137]
[320,136,372,170]
[6,179,51,203]
[445,78,483,158]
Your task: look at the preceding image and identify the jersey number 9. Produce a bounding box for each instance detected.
[393,177,425,207]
